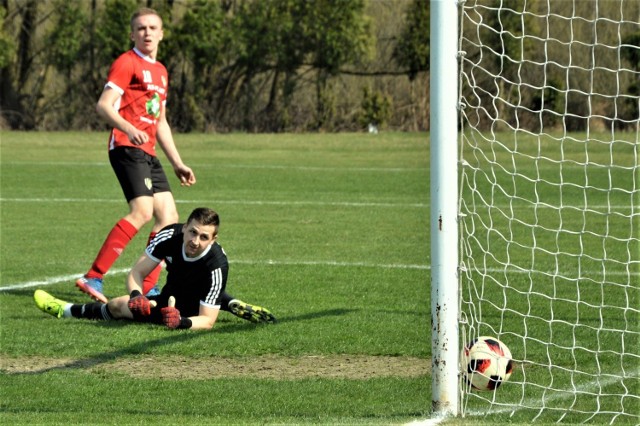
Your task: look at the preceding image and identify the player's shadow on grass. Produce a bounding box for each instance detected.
[5,332,205,376]
[8,307,353,376]
[213,307,354,334]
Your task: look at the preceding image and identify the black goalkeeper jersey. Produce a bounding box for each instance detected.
[145,223,228,317]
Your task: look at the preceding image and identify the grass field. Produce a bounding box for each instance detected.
[0,131,430,425]
[458,131,639,424]
[0,131,637,425]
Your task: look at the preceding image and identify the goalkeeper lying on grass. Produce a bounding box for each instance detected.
[35,207,276,330]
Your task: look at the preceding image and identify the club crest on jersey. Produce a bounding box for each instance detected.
[146,93,161,118]
[144,178,152,190]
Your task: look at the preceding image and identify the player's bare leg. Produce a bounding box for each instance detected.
[141,191,179,295]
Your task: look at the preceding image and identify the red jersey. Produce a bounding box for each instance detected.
[104,48,168,156]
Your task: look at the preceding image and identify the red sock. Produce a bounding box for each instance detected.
[142,231,163,294]
[86,219,138,279]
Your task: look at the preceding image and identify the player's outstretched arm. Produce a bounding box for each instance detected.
[127,254,160,295]
[187,304,220,331]
[161,297,219,331]
[125,254,160,316]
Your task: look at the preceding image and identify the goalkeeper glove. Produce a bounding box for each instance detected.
[128,290,153,316]
[161,306,193,329]
[161,305,182,329]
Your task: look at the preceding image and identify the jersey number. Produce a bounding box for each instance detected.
[142,70,152,83]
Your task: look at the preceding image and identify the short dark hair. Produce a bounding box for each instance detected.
[187,207,220,230]
[130,8,162,30]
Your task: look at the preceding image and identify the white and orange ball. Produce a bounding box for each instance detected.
[461,336,514,391]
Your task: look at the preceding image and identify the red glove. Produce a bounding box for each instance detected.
[161,306,181,329]
[128,294,153,316]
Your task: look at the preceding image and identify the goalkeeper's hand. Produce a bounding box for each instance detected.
[128,292,154,316]
[161,306,181,329]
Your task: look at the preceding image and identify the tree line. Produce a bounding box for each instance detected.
[0,0,428,133]
[4,0,634,134]
[459,0,639,132]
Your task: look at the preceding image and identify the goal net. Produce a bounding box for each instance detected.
[456,0,639,423]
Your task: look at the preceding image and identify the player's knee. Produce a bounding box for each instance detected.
[129,209,154,226]
[166,210,179,224]
[107,298,130,319]
[155,209,178,227]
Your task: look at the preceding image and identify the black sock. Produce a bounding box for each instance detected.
[71,303,114,320]
[219,291,234,312]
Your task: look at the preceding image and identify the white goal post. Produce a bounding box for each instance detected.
[430,0,461,417]
[431,0,639,423]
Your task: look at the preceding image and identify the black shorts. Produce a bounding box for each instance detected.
[109,147,171,202]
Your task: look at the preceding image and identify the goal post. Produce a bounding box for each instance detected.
[431,0,640,423]
[430,0,460,417]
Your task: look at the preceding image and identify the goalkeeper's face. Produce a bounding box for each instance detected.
[182,219,218,258]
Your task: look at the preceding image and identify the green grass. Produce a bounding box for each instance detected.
[0,130,638,425]
[458,130,640,424]
[0,131,430,425]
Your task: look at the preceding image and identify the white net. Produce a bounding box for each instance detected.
[457,0,640,423]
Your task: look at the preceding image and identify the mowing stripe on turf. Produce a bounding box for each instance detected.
[3,161,426,172]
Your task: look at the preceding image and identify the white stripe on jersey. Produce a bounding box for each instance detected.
[203,267,223,306]
[146,228,175,260]
[106,81,125,95]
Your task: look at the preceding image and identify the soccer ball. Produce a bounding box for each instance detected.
[461,336,514,391]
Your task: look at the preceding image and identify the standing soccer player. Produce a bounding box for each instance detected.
[77,8,195,303]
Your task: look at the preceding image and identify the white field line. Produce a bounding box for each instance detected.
[234,259,428,269]
[0,268,129,291]
[4,161,426,173]
[406,369,640,425]
[0,260,428,291]
[405,417,449,426]
[463,368,640,419]
[3,259,637,291]
[0,197,427,209]
[1,197,636,211]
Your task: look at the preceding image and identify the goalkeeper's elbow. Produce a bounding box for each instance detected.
[192,316,216,330]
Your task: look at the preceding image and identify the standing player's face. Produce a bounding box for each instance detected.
[182,220,218,258]
[131,14,163,58]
